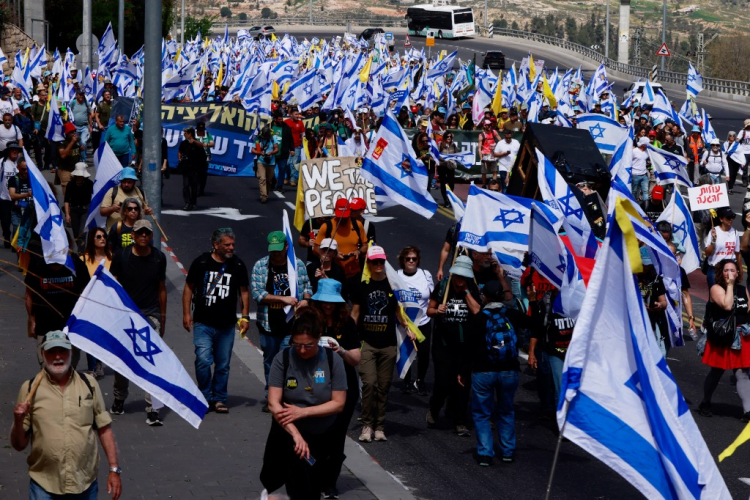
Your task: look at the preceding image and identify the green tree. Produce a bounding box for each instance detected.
[239,12,247,20]
[220,6,232,17]
[511,21,519,31]
[564,17,577,42]
[184,15,217,41]
[261,7,277,18]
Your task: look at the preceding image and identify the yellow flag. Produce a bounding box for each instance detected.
[491,71,503,116]
[272,81,280,100]
[719,422,750,462]
[400,305,426,343]
[271,33,277,42]
[458,113,469,129]
[528,54,536,81]
[293,143,307,232]
[360,241,374,284]
[359,55,373,84]
[541,73,557,109]
[216,62,224,88]
[614,198,645,274]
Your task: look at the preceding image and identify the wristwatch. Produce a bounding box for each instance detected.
[109,467,122,475]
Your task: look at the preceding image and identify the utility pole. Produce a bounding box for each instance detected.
[660,0,666,71]
[605,0,610,59]
[143,0,163,240]
[181,0,185,46]
[118,0,125,55]
[83,0,93,71]
[634,27,641,66]
[484,0,488,36]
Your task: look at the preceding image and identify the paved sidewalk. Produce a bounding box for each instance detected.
[0,250,407,499]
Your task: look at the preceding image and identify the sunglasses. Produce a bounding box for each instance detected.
[404,257,418,262]
[370,259,386,265]
[134,230,152,236]
[125,206,140,211]
[95,234,106,240]
[291,342,317,350]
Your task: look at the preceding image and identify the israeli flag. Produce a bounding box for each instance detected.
[386,261,424,379]
[282,210,298,321]
[458,185,541,279]
[701,108,717,144]
[288,69,321,111]
[360,110,437,219]
[86,143,123,231]
[66,265,209,428]
[445,186,465,221]
[24,150,76,271]
[45,97,65,142]
[657,190,700,274]
[609,126,634,187]
[641,78,656,105]
[687,63,703,98]
[647,144,693,187]
[558,208,730,500]
[426,50,457,79]
[0,47,8,69]
[536,149,598,259]
[577,113,629,154]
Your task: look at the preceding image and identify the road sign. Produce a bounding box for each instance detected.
[404,34,412,47]
[426,35,435,47]
[385,32,393,41]
[656,42,671,57]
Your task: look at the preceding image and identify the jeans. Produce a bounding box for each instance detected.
[182,170,198,206]
[116,153,130,167]
[30,479,98,500]
[709,173,723,185]
[536,350,556,413]
[471,371,519,458]
[706,265,715,289]
[359,342,396,431]
[69,206,89,252]
[114,316,162,412]
[260,331,285,396]
[289,146,301,183]
[274,157,290,187]
[498,170,508,193]
[631,174,650,202]
[75,125,90,163]
[193,323,236,403]
[547,355,564,410]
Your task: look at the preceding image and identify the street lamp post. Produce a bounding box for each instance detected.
[143,0,163,240]
[118,0,125,54]
[605,0,610,59]
[661,0,667,71]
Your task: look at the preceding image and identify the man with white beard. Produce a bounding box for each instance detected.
[11,331,123,499]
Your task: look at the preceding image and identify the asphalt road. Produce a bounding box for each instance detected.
[158,171,750,499]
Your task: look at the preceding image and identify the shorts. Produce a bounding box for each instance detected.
[481,159,498,174]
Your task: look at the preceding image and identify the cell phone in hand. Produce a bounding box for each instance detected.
[305,455,316,466]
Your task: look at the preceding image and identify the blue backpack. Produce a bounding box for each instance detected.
[482,307,518,364]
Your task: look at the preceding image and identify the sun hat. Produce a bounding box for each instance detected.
[367,245,386,260]
[267,231,286,252]
[5,140,22,151]
[449,255,474,279]
[119,167,138,181]
[42,330,71,350]
[691,125,701,133]
[63,122,76,135]
[71,162,90,178]
[311,279,345,303]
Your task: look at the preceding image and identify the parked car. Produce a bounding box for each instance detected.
[623,81,664,103]
[482,50,505,70]
[248,25,275,39]
[359,28,384,41]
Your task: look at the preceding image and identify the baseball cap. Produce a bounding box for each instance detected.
[42,330,71,350]
[267,231,286,252]
[334,198,351,217]
[319,238,338,251]
[648,130,656,137]
[637,137,650,147]
[367,245,387,260]
[120,167,138,181]
[349,197,366,210]
[717,207,737,219]
[133,219,153,233]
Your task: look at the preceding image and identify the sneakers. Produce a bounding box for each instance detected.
[359,426,373,442]
[415,379,428,396]
[426,410,436,427]
[501,455,515,463]
[95,362,105,379]
[478,456,493,467]
[110,399,125,415]
[182,204,191,211]
[698,402,713,417]
[146,412,163,426]
[323,487,340,499]
[455,425,471,437]
[373,430,387,442]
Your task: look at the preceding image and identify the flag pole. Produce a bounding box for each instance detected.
[544,400,569,500]
[442,244,461,305]
[24,369,45,404]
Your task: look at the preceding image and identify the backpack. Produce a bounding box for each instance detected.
[27,371,98,429]
[481,307,518,365]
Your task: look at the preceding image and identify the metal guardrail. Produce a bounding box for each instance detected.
[224,17,408,28]
[492,28,750,98]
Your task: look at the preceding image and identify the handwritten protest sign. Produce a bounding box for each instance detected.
[300,157,377,219]
[687,183,729,211]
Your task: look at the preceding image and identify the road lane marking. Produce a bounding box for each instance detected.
[163,207,261,220]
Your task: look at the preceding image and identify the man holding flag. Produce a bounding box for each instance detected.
[183,228,250,414]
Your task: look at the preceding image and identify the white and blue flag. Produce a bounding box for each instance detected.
[647,144,693,187]
[686,63,703,98]
[360,110,437,219]
[458,185,539,279]
[577,113,629,155]
[445,186,465,221]
[85,142,123,230]
[282,209,298,321]
[25,150,76,271]
[641,78,657,105]
[386,261,425,379]
[426,50,457,79]
[656,190,700,274]
[558,205,730,500]
[45,97,65,142]
[701,108,717,144]
[66,264,209,428]
[609,126,634,186]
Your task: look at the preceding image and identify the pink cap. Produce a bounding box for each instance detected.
[367,245,386,260]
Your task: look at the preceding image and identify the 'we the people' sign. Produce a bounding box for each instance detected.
[687,184,729,211]
[300,157,377,219]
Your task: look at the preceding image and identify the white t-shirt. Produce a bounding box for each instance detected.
[0,99,15,116]
[0,158,18,200]
[631,148,649,176]
[737,129,750,155]
[397,268,434,326]
[493,138,520,172]
[0,124,22,151]
[704,226,740,266]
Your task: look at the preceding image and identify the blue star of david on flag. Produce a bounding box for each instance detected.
[589,123,605,140]
[663,156,683,170]
[558,191,584,220]
[303,83,313,94]
[493,208,525,228]
[556,255,567,274]
[347,87,357,98]
[396,153,415,178]
[124,318,162,365]
[672,221,687,246]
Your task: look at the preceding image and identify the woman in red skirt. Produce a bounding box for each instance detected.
[699,259,750,421]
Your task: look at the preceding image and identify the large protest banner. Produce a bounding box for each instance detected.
[300,157,377,218]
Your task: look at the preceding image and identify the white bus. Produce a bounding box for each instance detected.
[405,4,475,39]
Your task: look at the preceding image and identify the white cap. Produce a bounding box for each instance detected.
[319,238,338,251]
[710,138,721,146]
[638,137,650,147]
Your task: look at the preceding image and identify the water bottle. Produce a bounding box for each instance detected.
[688,327,698,341]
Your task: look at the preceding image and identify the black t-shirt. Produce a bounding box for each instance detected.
[267,263,293,337]
[306,261,347,297]
[300,217,326,265]
[430,279,480,347]
[680,267,690,291]
[640,275,668,340]
[179,139,206,173]
[186,253,249,328]
[325,317,360,400]
[8,174,30,208]
[530,291,576,359]
[110,246,167,316]
[353,278,397,348]
[464,305,531,373]
[108,222,135,251]
[64,178,94,207]
[25,258,90,336]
